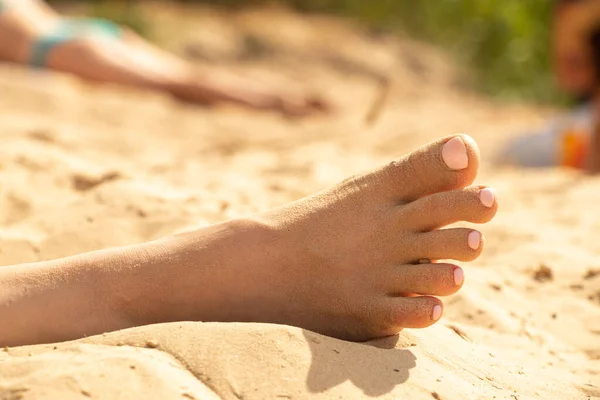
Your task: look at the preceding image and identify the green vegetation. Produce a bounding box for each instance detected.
[343,0,560,104]
[300,0,561,104]
[186,0,562,103]
[52,0,563,104]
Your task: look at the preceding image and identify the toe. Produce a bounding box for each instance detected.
[403,228,484,262]
[382,263,464,296]
[377,296,443,333]
[399,186,498,231]
[369,134,480,203]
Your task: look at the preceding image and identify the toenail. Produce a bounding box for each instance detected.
[453,267,464,286]
[468,231,481,250]
[431,305,443,321]
[479,188,496,208]
[442,136,469,170]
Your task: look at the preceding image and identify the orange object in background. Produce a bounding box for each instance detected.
[560,129,590,169]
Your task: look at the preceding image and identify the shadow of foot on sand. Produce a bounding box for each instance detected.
[303,331,417,397]
[9,323,417,399]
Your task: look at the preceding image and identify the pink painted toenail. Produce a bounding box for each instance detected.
[479,188,495,208]
[431,305,443,321]
[453,267,464,286]
[468,231,481,250]
[442,136,468,170]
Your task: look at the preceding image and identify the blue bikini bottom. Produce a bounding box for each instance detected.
[29,18,122,67]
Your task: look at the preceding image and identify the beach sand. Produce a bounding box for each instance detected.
[0,4,598,399]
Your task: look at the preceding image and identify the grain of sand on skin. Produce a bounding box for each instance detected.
[0,4,599,400]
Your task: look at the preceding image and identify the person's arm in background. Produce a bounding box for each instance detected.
[586,107,600,173]
[585,24,600,173]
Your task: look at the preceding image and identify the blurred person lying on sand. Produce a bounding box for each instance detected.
[497,0,600,172]
[0,0,329,117]
[0,135,498,347]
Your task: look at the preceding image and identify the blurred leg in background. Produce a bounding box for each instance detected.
[0,0,330,117]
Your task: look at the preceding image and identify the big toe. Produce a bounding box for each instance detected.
[372,134,480,202]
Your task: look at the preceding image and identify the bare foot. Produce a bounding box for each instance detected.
[0,135,497,346]
[115,134,496,341]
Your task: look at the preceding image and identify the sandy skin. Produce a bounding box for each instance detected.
[0,135,497,347]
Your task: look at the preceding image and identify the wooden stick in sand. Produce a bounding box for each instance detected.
[364,74,392,126]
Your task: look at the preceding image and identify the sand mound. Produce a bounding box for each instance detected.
[2,322,594,399]
[0,5,598,400]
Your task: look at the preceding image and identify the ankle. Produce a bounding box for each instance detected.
[114,217,286,327]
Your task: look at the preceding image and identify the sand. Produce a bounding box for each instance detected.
[0,4,598,399]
